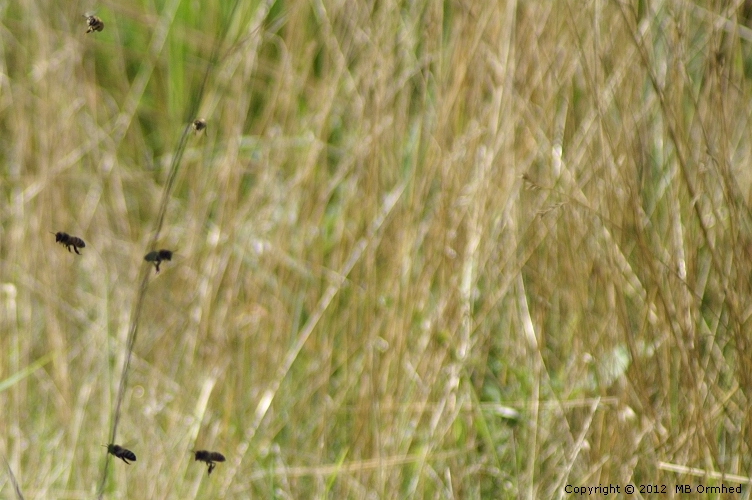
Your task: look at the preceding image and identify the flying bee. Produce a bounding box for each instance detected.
[193,450,225,476]
[103,444,136,464]
[192,118,207,134]
[52,231,86,255]
[144,249,174,273]
[83,14,104,33]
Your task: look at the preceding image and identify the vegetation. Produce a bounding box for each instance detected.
[1,0,752,497]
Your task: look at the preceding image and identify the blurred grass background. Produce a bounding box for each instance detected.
[2,0,752,498]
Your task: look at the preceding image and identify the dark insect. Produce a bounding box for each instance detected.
[192,118,207,133]
[52,232,86,255]
[193,450,225,476]
[144,249,174,273]
[103,444,136,464]
[83,15,104,33]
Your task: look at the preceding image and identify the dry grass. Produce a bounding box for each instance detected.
[2,0,752,498]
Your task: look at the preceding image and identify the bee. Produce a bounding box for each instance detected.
[144,249,174,273]
[103,444,136,464]
[52,231,86,255]
[192,118,207,134]
[193,450,225,475]
[83,14,104,33]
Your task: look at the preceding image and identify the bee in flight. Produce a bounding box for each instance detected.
[144,249,174,273]
[83,14,104,33]
[52,232,86,255]
[193,450,225,475]
[192,118,207,134]
[103,444,136,464]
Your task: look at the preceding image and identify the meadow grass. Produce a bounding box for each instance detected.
[2,0,752,498]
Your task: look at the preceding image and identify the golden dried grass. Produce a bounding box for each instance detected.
[1,0,752,498]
